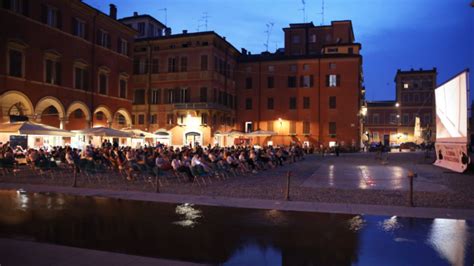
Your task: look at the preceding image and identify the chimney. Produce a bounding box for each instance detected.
[223,36,226,40]
[133,11,138,16]
[182,30,188,34]
[241,48,247,54]
[165,27,172,36]
[109,4,117,19]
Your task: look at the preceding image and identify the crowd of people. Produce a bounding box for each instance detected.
[0,141,308,183]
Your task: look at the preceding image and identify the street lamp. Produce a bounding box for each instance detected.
[395,102,400,107]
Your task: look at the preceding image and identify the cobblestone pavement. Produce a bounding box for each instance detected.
[1,151,473,209]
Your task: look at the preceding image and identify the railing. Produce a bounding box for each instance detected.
[173,102,234,111]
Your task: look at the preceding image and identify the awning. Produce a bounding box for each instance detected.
[215,130,245,137]
[121,128,156,138]
[0,121,75,137]
[72,127,133,138]
[246,130,276,137]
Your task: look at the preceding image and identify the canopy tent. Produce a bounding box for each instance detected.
[246,130,276,137]
[0,121,74,136]
[121,128,156,138]
[215,130,245,137]
[72,127,133,138]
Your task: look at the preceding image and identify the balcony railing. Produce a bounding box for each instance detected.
[173,102,234,111]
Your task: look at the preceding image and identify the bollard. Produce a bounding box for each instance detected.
[407,170,416,207]
[155,175,160,193]
[72,165,77,188]
[285,171,291,201]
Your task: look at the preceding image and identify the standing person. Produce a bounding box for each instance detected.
[320,144,325,157]
[335,142,340,157]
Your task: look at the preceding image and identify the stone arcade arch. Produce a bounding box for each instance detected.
[65,101,91,130]
[34,96,66,128]
[0,90,34,122]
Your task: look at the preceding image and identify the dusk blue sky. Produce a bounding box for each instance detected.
[86,0,473,102]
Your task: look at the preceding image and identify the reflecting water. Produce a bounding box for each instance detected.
[0,190,472,265]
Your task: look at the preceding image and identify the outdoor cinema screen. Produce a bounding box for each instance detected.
[435,70,468,143]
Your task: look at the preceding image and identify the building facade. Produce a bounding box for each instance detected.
[0,0,135,131]
[125,30,240,146]
[364,68,437,146]
[236,21,363,148]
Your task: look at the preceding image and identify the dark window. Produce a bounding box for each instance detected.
[329,122,337,135]
[41,4,61,29]
[138,22,145,36]
[167,114,174,125]
[245,98,252,110]
[97,29,110,48]
[245,77,252,89]
[326,74,340,87]
[200,87,208,102]
[303,97,310,109]
[148,23,155,37]
[5,0,29,16]
[138,114,145,125]
[134,89,145,104]
[288,76,297,88]
[348,47,354,54]
[300,75,313,88]
[119,79,127,98]
[303,121,310,134]
[150,114,157,124]
[8,49,22,77]
[201,55,208,71]
[72,18,86,39]
[329,96,336,109]
[289,97,297,109]
[150,89,161,104]
[168,57,177,72]
[201,113,208,125]
[74,67,88,90]
[99,73,107,94]
[267,97,274,110]
[151,59,159,73]
[73,109,84,119]
[267,76,274,88]
[180,57,187,72]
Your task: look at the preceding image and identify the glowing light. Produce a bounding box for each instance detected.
[173,203,202,228]
[395,102,400,107]
[428,218,468,266]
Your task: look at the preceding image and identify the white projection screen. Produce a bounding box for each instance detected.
[435,70,468,143]
[433,70,470,173]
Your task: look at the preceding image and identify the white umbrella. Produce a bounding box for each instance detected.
[0,121,74,136]
[72,127,133,138]
[121,128,156,138]
[247,130,276,137]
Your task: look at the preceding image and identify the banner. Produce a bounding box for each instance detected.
[434,143,470,173]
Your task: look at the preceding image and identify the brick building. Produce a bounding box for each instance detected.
[364,68,437,146]
[0,0,135,131]
[122,28,240,146]
[236,21,363,148]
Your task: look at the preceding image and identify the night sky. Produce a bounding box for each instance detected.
[85,0,474,103]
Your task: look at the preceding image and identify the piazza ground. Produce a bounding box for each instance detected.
[0,151,473,212]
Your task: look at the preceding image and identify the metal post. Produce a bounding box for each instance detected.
[407,171,416,207]
[72,165,77,188]
[155,175,160,193]
[285,171,291,201]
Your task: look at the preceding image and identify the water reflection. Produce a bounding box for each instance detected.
[428,218,469,266]
[173,203,202,228]
[0,190,471,265]
[379,216,402,232]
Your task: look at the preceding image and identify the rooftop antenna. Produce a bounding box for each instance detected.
[321,0,325,25]
[157,8,167,26]
[200,12,210,31]
[299,0,307,22]
[264,22,274,52]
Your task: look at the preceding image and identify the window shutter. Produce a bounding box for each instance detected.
[336,74,341,86]
[96,29,101,45]
[117,38,121,54]
[325,75,329,87]
[83,69,89,90]
[56,10,62,29]
[22,0,29,16]
[84,23,88,40]
[41,4,47,23]
[310,75,314,87]
[55,62,61,85]
[106,34,111,49]
[299,76,304,87]
[71,18,77,35]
